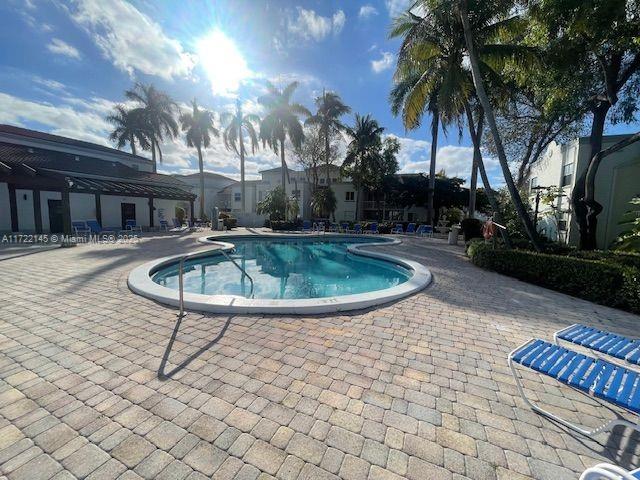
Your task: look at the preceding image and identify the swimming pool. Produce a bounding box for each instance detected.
[152,237,411,299]
[128,234,431,314]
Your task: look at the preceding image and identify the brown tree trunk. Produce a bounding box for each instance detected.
[280,139,287,191]
[239,119,246,214]
[428,112,438,226]
[459,0,541,251]
[151,140,157,173]
[325,127,331,186]
[197,144,205,220]
[130,134,137,156]
[468,147,478,217]
[572,103,609,249]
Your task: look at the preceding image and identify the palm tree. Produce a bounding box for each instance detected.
[258,81,311,190]
[221,100,260,214]
[125,83,178,171]
[179,99,219,220]
[457,0,542,250]
[106,105,150,156]
[305,89,351,186]
[342,114,386,220]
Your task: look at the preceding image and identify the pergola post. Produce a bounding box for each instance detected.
[61,185,74,247]
[33,189,42,234]
[95,193,102,226]
[149,196,154,228]
[8,184,18,232]
[190,199,195,223]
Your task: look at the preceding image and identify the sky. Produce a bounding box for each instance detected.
[0,1,635,186]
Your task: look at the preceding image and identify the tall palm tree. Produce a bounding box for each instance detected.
[221,100,260,214]
[258,81,311,190]
[179,99,219,220]
[305,89,351,186]
[342,114,386,220]
[106,105,150,156]
[457,0,541,250]
[125,83,178,171]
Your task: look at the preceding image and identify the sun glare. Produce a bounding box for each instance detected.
[196,30,249,94]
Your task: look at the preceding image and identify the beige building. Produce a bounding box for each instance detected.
[528,133,640,248]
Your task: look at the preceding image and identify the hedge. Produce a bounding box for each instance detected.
[467,241,640,314]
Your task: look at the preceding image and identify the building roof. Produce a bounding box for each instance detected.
[0,124,152,163]
[173,172,238,182]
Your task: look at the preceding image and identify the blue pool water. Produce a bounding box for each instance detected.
[152,237,411,299]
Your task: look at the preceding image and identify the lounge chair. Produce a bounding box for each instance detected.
[125,219,143,232]
[340,222,349,233]
[391,223,404,234]
[555,324,640,367]
[86,219,117,235]
[509,338,640,437]
[352,223,362,234]
[302,220,312,233]
[159,220,170,231]
[72,221,90,235]
[328,223,339,233]
[580,463,640,479]
[367,222,379,234]
[406,223,416,234]
[416,225,433,237]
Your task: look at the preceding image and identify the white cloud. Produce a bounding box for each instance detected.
[47,38,81,59]
[385,0,411,18]
[288,7,346,42]
[359,5,379,19]
[371,51,394,73]
[63,0,194,80]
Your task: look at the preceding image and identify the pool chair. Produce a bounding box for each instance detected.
[366,222,379,234]
[159,220,170,231]
[554,324,640,369]
[125,219,143,232]
[340,222,349,233]
[416,225,433,237]
[72,221,90,236]
[302,220,312,233]
[328,223,339,233]
[391,223,404,234]
[509,338,640,438]
[406,223,416,234]
[580,463,640,480]
[86,219,117,235]
[352,223,363,234]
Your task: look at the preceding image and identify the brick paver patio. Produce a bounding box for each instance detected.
[1,230,638,480]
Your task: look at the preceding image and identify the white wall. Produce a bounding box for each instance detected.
[153,199,182,225]
[41,191,62,232]
[69,193,96,223]
[16,189,35,233]
[0,183,11,232]
[333,183,357,221]
[101,195,150,228]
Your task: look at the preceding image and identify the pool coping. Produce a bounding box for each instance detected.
[127,233,432,314]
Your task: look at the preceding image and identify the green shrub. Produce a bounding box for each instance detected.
[467,243,640,314]
[219,212,237,229]
[270,220,302,231]
[460,218,483,241]
[568,250,640,270]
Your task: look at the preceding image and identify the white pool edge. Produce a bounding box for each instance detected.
[127,233,432,315]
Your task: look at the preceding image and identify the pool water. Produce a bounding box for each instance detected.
[152,237,411,299]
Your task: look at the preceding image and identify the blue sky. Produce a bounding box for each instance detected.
[0,1,635,185]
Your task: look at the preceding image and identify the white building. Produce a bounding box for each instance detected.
[0,125,195,234]
[528,133,640,248]
[171,172,237,219]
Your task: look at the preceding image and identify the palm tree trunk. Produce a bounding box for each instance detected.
[325,126,331,186]
[428,113,438,226]
[197,144,205,220]
[459,0,541,251]
[465,102,511,248]
[151,140,157,173]
[280,139,286,191]
[239,125,246,214]
[468,148,478,218]
[130,134,137,156]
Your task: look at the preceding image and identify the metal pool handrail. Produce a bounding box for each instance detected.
[177,247,254,317]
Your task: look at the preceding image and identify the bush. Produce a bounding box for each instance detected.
[270,219,302,231]
[568,250,640,270]
[460,218,483,241]
[219,212,237,229]
[467,242,640,314]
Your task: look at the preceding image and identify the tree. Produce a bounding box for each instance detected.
[305,90,351,186]
[457,0,542,251]
[310,187,337,219]
[106,105,150,156]
[258,81,311,190]
[256,186,298,222]
[125,83,178,171]
[342,114,399,220]
[293,125,339,192]
[221,100,260,214]
[179,99,219,219]
[528,0,640,249]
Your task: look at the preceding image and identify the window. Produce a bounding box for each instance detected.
[345,191,355,201]
[561,163,574,187]
[331,177,338,183]
[234,193,241,202]
[529,176,538,192]
[292,189,300,198]
[319,178,325,184]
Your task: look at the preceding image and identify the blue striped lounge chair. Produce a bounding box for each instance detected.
[86,219,117,235]
[352,223,362,234]
[72,221,90,235]
[580,462,640,479]
[340,222,349,233]
[125,219,142,232]
[406,223,416,234]
[509,338,640,437]
[368,222,379,234]
[554,324,640,368]
[416,225,433,237]
[391,223,404,234]
[302,220,312,233]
